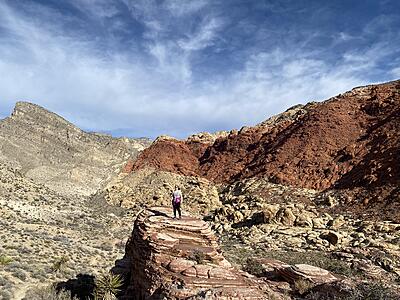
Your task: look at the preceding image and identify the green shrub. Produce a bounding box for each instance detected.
[243,258,264,277]
[349,282,397,300]
[0,255,13,266]
[51,256,69,273]
[188,250,209,264]
[93,272,123,300]
[12,269,27,281]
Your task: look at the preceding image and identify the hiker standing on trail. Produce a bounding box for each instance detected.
[172,186,183,219]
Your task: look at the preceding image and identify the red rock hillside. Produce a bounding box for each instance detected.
[130,80,400,213]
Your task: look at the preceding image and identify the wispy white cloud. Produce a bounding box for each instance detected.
[177,17,223,51]
[164,0,209,17]
[391,67,400,77]
[70,0,119,18]
[0,0,399,138]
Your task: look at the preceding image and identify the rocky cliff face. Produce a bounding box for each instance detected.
[116,207,398,300]
[129,80,400,220]
[0,102,151,196]
[119,207,284,299]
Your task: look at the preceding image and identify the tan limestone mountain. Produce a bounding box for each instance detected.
[0,102,151,196]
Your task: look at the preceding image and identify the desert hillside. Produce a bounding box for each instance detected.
[128,80,400,221]
[0,102,151,196]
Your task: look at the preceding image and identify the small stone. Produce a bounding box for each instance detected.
[329,215,346,229]
[313,217,327,229]
[326,195,337,207]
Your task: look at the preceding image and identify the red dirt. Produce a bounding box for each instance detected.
[129,138,207,177]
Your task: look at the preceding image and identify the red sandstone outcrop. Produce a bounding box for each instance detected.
[121,207,282,299]
[260,259,338,284]
[130,80,400,220]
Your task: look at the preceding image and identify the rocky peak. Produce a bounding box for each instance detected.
[10,101,80,132]
[187,130,230,144]
[0,101,150,196]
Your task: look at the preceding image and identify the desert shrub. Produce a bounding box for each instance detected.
[93,272,123,300]
[0,275,9,286]
[24,285,78,300]
[188,249,209,264]
[348,282,397,300]
[294,279,315,296]
[243,258,264,277]
[51,256,69,273]
[0,290,12,300]
[0,255,12,265]
[95,242,113,252]
[4,261,22,272]
[305,281,398,300]
[31,269,48,280]
[12,269,27,280]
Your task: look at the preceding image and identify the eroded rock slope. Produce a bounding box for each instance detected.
[119,207,285,299]
[129,80,400,220]
[0,102,150,196]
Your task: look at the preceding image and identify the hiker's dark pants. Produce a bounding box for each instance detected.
[173,202,181,218]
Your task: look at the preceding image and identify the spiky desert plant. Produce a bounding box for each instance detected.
[93,272,123,300]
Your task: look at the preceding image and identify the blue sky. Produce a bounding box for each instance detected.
[0,0,399,138]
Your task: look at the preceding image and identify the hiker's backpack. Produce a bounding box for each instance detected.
[173,192,181,204]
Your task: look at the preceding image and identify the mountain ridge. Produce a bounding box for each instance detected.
[0,101,151,196]
[128,79,400,220]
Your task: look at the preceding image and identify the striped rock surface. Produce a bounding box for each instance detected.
[261,259,338,284]
[122,207,273,299]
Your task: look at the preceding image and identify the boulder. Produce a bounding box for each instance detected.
[277,208,296,226]
[320,231,341,246]
[260,259,338,284]
[313,217,327,229]
[295,211,314,227]
[282,264,338,284]
[263,204,281,223]
[329,215,346,229]
[121,207,270,299]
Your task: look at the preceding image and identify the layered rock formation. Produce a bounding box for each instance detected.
[129,80,400,220]
[121,207,281,299]
[0,102,150,195]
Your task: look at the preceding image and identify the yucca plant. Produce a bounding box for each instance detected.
[93,272,123,300]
